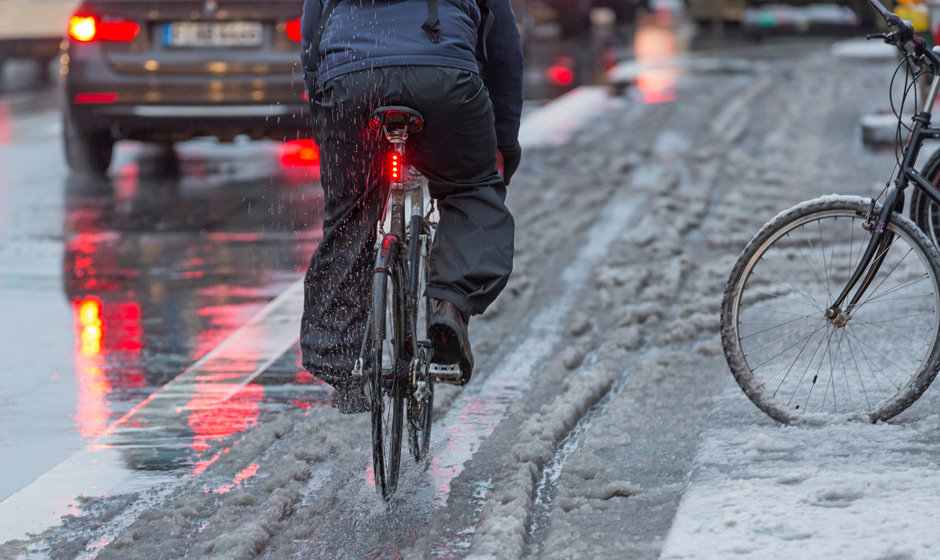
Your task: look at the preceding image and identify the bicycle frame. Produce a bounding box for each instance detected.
[829,73,940,319]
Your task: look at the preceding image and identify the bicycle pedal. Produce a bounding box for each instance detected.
[428,363,462,384]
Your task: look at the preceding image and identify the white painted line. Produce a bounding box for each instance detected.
[0,281,304,543]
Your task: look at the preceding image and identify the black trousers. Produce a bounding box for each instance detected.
[301,66,515,389]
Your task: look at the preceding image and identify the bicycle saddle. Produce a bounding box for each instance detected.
[368,106,424,135]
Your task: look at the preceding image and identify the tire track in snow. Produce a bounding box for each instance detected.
[427,189,646,557]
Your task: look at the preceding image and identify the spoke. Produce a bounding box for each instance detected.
[753,319,829,388]
[852,320,932,361]
[787,232,828,300]
[861,310,937,325]
[842,328,876,408]
[854,274,931,307]
[817,219,833,302]
[750,259,826,310]
[856,245,915,310]
[801,326,835,411]
[741,277,824,312]
[745,318,828,370]
[742,287,825,316]
[856,292,936,305]
[758,333,828,393]
[846,322,905,393]
[783,323,829,406]
[739,305,820,317]
[739,313,820,340]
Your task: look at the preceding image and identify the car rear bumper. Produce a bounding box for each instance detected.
[64,42,311,142]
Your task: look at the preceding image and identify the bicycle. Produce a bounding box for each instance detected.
[354,106,465,499]
[720,0,940,424]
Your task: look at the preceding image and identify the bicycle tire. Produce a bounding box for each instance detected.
[911,148,940,248]
[371,257,406,499]
[721,196,940,424]
[407,227,434,463]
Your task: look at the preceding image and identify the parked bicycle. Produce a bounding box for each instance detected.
[721,0,940,424]
[356,106,466,499]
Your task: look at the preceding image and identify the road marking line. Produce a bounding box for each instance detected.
[0,282,304,543]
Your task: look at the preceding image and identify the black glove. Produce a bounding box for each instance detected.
[498,143,522,186]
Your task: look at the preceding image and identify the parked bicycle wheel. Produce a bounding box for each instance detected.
[407,228,433,463]
[911,151,940,248]
[371,258,406,498]
[721,196,940,424]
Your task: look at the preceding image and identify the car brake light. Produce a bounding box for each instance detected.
[74,92,119,104]
[69,15,140,42]
[279,140,319,167]
[285,19,302,41]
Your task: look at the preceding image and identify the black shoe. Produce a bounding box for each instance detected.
[428,300,473,385]
[331,382,369,414]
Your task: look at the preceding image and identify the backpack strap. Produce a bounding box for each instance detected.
[303,0,340,87]
[475,0,494,63]
[422,0,442,43]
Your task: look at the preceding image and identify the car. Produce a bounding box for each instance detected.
[61,0,310,174]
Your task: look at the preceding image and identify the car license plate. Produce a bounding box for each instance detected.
[164,21,263,47]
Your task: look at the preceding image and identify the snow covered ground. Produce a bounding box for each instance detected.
[4,36,939,559]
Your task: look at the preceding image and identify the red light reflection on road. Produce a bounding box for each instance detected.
[634,16,680,104]
[213,463,261,494]
[71,297,147,439]
[187,382,263,452]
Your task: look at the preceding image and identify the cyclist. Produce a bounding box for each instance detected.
[299,0,524,412]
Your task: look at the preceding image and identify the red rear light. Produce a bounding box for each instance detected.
[390,153,400,180]
[69,15,140,42]
[285,19,302,41]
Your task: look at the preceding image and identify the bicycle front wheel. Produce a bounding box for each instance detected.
[721,196,940,424]
[371,258,406,499]
[407,227,433,464]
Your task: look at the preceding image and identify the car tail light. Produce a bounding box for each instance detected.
[69,15,140,42]
[285,18,302,41]
[279,140,319,167]
[74,92,119,104]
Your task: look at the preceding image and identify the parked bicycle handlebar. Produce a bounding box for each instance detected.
[866,0,940,70]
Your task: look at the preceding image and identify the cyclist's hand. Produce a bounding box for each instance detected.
[498,143,522,186]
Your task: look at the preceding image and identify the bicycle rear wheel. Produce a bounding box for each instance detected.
[721,196,940,424]
[371,258,406,499]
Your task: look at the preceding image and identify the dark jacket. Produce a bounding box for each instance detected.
[300,0,523,148]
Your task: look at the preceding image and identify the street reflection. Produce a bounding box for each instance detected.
[63,141,324,471]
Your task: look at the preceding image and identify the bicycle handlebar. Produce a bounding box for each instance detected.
[865,0,940,70]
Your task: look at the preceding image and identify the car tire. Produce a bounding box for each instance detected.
[63,116,114,175]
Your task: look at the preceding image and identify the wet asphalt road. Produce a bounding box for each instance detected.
[0,67,327,501]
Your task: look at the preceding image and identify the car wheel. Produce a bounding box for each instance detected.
[63,116,114,175]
